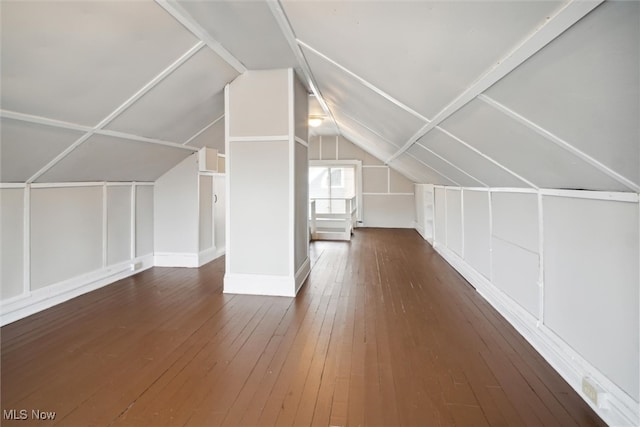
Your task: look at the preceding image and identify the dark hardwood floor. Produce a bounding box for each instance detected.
[1,228,604,426]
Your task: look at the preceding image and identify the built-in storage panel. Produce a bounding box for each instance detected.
[0,188,24,299]
[107,186,131,265]
[31,186,103,290]
[491,237,540,317]
[543,196,639,401]
[199,175,213,252]
[491,192,539,252]
[198,147,218,173]
[462,190,490,279]
[490,191,539,316]
[445,189,463,256]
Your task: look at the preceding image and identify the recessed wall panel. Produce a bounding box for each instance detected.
[31,186,103,290]
[463,190,491,278]
[543,196,639,401]
[434,187,446,245]
[363,167,388,193]
[107,186,131,265]
[445,189,462,256]
[229,140,289,276]
[362,194,414,228]
[491,192,538,253]
[492,237,540,317]
[1,188,24,299]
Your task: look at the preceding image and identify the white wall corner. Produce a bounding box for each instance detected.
[154,252,199,268]
[198,246,225,267]
[295,257,311,295]
[223,273,297,297]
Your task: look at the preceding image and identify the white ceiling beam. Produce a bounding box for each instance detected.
[155,0,246,74]
[478,94,640,193]
[296,40,431,123]
[0,110,91,133]
[402,152,462,187]
[26,42,205,183]
[95,130,197,152]
[436,126,538,189]
[386,0,604,164]
[411,144,488,187]
[266,0,340,133]
[183,114,224,146]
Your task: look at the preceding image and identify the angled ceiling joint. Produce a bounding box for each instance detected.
[266,0,340,134]
[296,40,431,123]
[436,126,538,189]
[155,0,246,73]
[26,42,205,183]
[403,152,462,187]
[95,130,197,151]
[413,144,488,187]
[0,110,92,133]
[183,114,225,146]
[386,0,605,164]
[478,94,640,193]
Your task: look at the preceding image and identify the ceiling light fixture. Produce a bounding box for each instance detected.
[308,115,324,128]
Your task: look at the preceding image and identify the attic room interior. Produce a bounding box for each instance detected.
[0,0,638,426]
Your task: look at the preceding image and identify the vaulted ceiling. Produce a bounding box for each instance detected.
[1,0,638,192]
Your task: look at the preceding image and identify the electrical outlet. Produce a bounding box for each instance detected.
[582,377,604,407]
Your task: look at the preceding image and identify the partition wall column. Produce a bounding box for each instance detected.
[224,69,310,297]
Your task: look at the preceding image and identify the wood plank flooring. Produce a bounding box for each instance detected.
[1,229,605,426]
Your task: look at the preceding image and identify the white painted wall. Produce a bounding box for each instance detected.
[419,186,640,426]
[310,135,415,228]
[1,182,155,326]
[229,140,290,276]
[31,186,103,290]
[0,188,24,300]
[154,154,199,254]
[153,152,224,267]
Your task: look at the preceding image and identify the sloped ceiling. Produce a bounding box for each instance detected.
[1,0,638,192]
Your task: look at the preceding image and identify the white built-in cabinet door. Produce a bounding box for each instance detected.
[213,175,226,251]
[199,175,213,252]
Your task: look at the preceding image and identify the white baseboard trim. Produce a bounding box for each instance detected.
[223,272,296,297]
[198,246,225,267]
[295,257,311,294]
[154,251,198,267]
[0,254,154,326]
[433,242,639,427]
